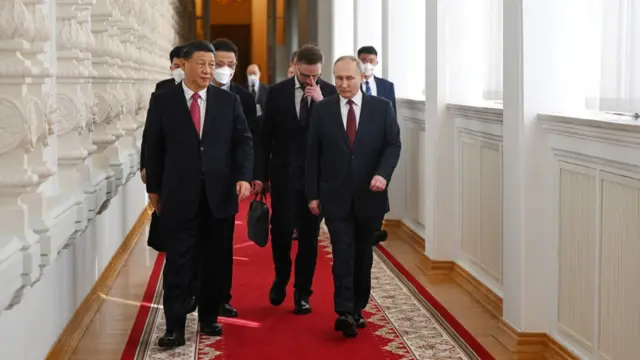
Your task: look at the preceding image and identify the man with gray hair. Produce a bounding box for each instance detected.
[305,55,401,337]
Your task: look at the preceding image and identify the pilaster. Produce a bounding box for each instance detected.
[0,0,44,307]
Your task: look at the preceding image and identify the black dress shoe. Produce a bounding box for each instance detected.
[293,296,312,315]
[200,322,223,337]
[219,303,238,318]
[373,230,388,245]
[269,280,286,306]
[334,315,358,338]
[354,312,366,329]
[158,331,186,348]
[187,296,197,314]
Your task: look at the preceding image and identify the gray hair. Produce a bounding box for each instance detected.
[333,55,365,74]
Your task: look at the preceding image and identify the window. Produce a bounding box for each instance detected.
[445,0,502,103]
[483,0,503,102]
[332,0,355,63]
[387,0,425,100]
[585,0,640,115]
[355,0,383,77]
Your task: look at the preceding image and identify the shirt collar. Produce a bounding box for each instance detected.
[294,76,302,89]
[340,90,363,107]
[182,81,207,101]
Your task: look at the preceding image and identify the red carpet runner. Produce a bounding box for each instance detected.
[122,199,494,359]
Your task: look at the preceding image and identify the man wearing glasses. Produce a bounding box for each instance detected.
[256,44,337,315]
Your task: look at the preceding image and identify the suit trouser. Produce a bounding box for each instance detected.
[162,192,232,332]
[270,188,321,298]
[324,214,376,316]
[188,217,235,305]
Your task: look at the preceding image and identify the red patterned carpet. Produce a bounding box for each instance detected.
[121,199,494,360]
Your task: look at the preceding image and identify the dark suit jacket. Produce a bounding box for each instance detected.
[229,83,260,180]
[145,84,253,220]
[258,77,337,188]
[140,78,177,170]
[364,76,397,115]
[305,94,401,219]
[242,82,269,111]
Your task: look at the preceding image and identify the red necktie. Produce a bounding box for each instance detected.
[346,99,356,148]
[190,92,201,135]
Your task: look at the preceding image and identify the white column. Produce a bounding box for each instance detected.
[354,0,383,75]
[19,0,81,271]
[500,0,593,332]
[380,0,389,79]
[0,0,44,308]
[316,0,334,80]
[55,0,94,235]
[422,0,455,260]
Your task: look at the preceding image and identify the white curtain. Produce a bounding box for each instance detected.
[586,0,640,115]
[483,0,503,101]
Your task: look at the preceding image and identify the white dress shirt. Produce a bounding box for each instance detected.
[364,75,377,96]
[182,82,207,138]
[294,76,311,118]
[339,90,363,129]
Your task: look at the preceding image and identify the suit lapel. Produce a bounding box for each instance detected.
[329,96,351,148]
[353,95,373,150]
[173,83,198,138]
[201,85,216,141]
[285,77,298,121]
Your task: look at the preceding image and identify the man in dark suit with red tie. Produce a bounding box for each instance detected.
[145,40,253,348]
[306,55,401,338]
[256,44,337,314]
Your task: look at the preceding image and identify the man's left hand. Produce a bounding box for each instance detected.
[237,181,251,200]
[304,85,323,102]
[140,169,146,184]
[370,175,387,192]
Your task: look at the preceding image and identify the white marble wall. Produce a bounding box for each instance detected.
[0,0,179,358]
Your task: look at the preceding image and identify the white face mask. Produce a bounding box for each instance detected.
[247,74,259,84]
[362,63,375,77]
[171,68,184,83]
[214,66,233,85]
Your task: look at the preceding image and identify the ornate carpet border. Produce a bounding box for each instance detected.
[374,244,495,360]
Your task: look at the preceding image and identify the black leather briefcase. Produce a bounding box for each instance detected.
[247,193,270,247]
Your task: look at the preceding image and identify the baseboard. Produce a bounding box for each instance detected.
[450,264,503,317]
[45,207,152,360]
[384,219,454,275]
[493,319,579,360]
[385,219,577,360]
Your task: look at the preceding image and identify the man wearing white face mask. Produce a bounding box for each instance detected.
[199,38,262,319]
[357,46,396,115]
[357,46,397,245]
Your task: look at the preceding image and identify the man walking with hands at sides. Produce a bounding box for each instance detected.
[256,44,337,315]
[306,56,401,338]
[145,40,253,348]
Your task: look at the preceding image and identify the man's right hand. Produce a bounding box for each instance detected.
[251,180,263,194]
[148,193,160,213]
[140,169,146,184]
[308,200,321,216]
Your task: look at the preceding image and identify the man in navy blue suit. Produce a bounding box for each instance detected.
[357,46,397,115]
[145,40,253,348]
[357,46,397,244]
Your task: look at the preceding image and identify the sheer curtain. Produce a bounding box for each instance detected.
[586,0,640,114]
[483,0,503,102]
